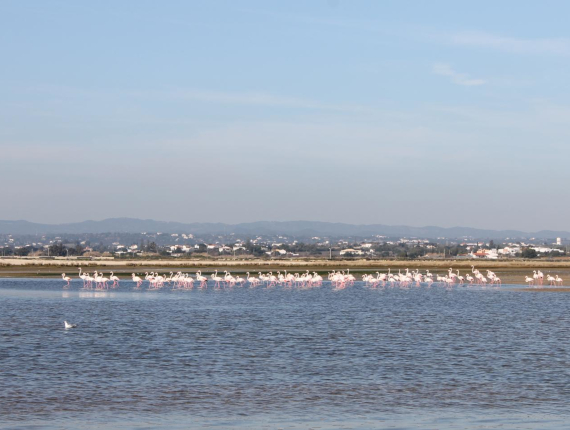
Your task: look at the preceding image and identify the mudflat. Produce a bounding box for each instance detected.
[1,257,569,286]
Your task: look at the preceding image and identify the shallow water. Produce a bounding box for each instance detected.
[1,279,570,429]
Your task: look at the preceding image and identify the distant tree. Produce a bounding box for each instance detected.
[93,243,109,253]
[407,248,424,259]
[147,242,158,253]
[522,248,538,259]
[14,247,30,256]
[1,247,14,256]
[48,242,66,256]
[195,243,207,252]
[245,240,265,257]
[489,240,495,249]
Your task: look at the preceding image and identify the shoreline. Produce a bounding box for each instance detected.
[3,257,570,268]
[1,258,569,285]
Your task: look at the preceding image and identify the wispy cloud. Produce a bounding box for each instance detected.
[450,31,570,55]
[432,63,486,86]
[169,89,349,111]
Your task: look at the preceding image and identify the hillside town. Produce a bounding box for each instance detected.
[1,232,567,260]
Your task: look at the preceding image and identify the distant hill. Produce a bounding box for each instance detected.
[0,218,567,240]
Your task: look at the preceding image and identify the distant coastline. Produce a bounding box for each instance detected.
[1,218,568,239]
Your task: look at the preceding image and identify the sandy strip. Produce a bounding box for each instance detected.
[2,257,570,269]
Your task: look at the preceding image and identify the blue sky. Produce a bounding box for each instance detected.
[1,1,569,231]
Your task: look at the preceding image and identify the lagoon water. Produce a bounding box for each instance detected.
[2,279,570,429]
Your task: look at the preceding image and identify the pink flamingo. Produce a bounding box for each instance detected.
[196,271,208,288]
[132,273,143,288]
[246,272,259,287]
[110,272,120,288]
[78,267,88,288]
[62,273,71,288]
[211,270,223,288]
[100,273,109,289]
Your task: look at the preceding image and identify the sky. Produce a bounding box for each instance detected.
[1,0,569,231]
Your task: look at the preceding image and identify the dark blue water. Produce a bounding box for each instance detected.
[1,279,570,429]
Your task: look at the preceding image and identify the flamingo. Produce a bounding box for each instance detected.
[83,272,94,289]
[525,276,534,286]
[99,273,110,289]
[377,272,387,283]
[211,270,223,288]
[154,273,165,288]
[93,271,103,289]
[345,269,356,284]
[246,272,259,287]
[268,272,278,287]
[62,273,71,288]
[110,272,120,288]
[456,270,464,284]
[196,271,208,288]
[132,273,143,288]
[224,271,236,287]
[183,274,195,289]
[78,267,88,288]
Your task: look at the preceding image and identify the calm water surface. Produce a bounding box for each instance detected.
[1,279,570,429]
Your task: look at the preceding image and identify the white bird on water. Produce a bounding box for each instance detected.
[64,321,77,329]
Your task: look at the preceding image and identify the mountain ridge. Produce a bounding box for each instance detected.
[0,218,567,239]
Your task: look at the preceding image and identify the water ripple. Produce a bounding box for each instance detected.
[1,279,570,428]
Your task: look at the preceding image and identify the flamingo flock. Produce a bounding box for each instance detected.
[359,266,501,288]
[58,266,559,290]
[524,270,563,287]
[75,268,121,289]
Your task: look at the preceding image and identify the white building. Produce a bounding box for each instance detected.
[169,245,191,252]
[532,247,564,254]
[340,248,364,256]
[498,246,521,257]
[265,249,287,256]
[469,248,499,259]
